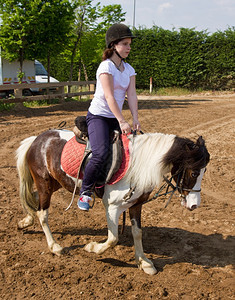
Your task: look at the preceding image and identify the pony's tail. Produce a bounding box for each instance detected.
[16,136,38,216]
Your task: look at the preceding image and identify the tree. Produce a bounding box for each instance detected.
[32,0,75,82]
[0,0,75,82]
[80,4,126,79]
[66,0,100,81]
[0,0,39,81]
[66,1,126,81]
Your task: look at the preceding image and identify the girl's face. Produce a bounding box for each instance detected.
[115,38,132,59]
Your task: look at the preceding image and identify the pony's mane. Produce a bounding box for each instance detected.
[126,133,176,192]
[162,136,210,171]
[125,133,210,193]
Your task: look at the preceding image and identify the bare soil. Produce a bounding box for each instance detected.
[0,92,234,300]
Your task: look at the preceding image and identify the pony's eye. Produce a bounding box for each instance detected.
[191,172,199,178]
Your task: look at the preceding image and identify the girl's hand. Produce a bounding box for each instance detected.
[119,120,132,134]
[133,119,141,131]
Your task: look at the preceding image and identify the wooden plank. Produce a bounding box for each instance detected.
[0,80,96,91]
[0,91,94,104]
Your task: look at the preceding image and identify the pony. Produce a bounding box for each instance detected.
[16,129,210,275]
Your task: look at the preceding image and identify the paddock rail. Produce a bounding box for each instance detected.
[0,81,96,103]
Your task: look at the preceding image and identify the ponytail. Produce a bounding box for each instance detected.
[102,39,121,61]
[102,48,114,61]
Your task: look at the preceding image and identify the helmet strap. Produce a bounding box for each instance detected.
[114,48,124,60]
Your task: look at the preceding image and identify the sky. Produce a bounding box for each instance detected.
[93,0,235,33]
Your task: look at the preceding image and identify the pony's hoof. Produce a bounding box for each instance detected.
[17,215,34,229]
[51,243,63,256]
[84,242,108,254]
[84,242,97,253]
[138,259,157,275]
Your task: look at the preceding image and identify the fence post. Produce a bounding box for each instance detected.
[14,88,24,109]
[14,88,22,98]
[90,83,95,99]
[57,86,64,103]
[150,77,153,94]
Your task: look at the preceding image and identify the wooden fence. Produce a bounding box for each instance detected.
[0,80,96,104]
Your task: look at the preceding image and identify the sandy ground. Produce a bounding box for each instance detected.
[0,92,234,299]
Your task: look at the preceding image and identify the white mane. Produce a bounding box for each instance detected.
[126,132,176,193]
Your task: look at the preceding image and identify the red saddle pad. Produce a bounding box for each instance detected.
[61,136,86,178]
[61,135,130,184]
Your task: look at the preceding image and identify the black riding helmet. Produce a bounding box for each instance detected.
[106,23,136,48]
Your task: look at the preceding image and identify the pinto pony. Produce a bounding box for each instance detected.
[16,130,209,275]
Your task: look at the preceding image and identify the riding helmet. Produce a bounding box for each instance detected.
[106,23,136,48]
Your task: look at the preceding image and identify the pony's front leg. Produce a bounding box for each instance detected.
[129,204,157,275]
[85,205,120,254]
[37,209,63,256]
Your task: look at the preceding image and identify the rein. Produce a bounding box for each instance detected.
[50,121,73,131]
[126,172,179,209]
[126,168,202,209]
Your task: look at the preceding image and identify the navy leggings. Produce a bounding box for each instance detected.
[80,111,121,195]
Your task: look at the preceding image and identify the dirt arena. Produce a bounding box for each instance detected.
[0,92,234,299]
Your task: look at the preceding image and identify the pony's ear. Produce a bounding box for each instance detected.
[196,136,205,147]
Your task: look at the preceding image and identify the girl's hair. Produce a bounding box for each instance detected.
[102,48,114,61]
[102,39,121,61]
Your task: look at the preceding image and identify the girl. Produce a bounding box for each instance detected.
[78,23,141,211]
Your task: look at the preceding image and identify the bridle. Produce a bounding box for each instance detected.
[177,168,202,194]
[126,166,203,208]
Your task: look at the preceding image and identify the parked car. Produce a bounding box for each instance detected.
[31,60,59,94]
[35,60,58,84]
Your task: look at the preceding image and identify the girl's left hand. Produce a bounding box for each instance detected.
[133,119,141,131]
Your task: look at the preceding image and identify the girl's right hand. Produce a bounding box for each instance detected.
[119,120,131,134]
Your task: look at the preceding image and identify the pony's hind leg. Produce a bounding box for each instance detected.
[129,203,157,275]
[37,209,63,256]
[18,191,38,229]
[18,214,34,229]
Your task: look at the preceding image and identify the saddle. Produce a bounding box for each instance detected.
[71,116,124,186]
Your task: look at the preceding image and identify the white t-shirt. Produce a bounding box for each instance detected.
[88,59,136,118]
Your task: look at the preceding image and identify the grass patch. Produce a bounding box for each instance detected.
[0,96,92,111]
[23,98,61,107]
[137,87,204,96]
[0,102,15,111]
[156,87,194,96]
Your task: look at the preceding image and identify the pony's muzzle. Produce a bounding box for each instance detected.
[189,205,198,211]
[181,193,201,210]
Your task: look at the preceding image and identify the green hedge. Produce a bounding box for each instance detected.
[49,26,235,91]
[128,26,235,90]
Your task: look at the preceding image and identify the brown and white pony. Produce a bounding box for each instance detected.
[16,130,209,275]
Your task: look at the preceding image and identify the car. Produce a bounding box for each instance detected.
[30,60,59,95]
[35,60,59,84]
